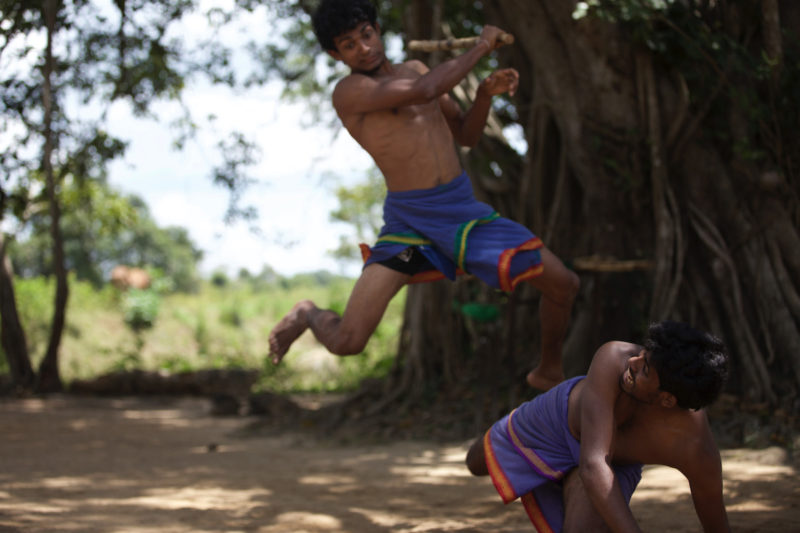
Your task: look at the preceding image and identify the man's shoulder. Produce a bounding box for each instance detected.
[582,341,641,398]
[598,340,638,351]
[332,61,418,97]
[402,59,428,73]
[333,71,370,92]
[593,341,641,363]
[331,72,376,115]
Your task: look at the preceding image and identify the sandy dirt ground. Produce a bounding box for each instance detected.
[0,395,798,533]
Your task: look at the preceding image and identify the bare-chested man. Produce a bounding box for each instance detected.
[269,0,580,390]
[465,320,731,532]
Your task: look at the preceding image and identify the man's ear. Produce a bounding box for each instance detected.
[327,49,342,62]
[659,392,677,409]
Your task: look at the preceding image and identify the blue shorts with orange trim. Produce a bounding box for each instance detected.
[360,171,543,292]
[484,377,642,532]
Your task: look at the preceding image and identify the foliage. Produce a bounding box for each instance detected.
[1,1,207,211]
[576,0,799,179]
[236,264,281,288]
[328,167,386,260]
[122,288,160,331]
[7,276,58,361]
[0,0,277,390]
[2,271,401,392]
[4,274,116,367]
[9,180,203,292]
[239,0,413,125]
[213,132,261,224]
[210,269,229,287]
[281,269,350,289]
[119,286,161,364]
[244,1,340,126]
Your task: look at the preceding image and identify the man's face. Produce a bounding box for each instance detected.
[329,22,385,74]
[619,349,662,404]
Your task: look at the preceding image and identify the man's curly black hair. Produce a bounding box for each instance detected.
[312,0,378,51]
[645,321,729,410]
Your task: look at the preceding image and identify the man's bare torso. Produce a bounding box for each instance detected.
[335,61,463,192]
[567,343,713,471]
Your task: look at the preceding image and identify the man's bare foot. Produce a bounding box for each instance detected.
[526,366,565,391]
[268,300,315,365]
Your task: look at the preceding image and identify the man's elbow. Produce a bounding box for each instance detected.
[578,459,608,493]
[409,80,441,103]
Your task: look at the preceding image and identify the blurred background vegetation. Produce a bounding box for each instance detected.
[3,268,404,394]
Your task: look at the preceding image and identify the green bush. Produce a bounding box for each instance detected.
[122,289,160,331]
[5,272,403,392]
[11,276,55,359]
[210,270,229,287]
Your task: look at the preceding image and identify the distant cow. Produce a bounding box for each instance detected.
[110,265,151,290]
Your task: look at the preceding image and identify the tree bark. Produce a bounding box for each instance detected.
[0,233,35,390]
[762,0,782,84]
[481,0,800,404]
[37,0,65,393]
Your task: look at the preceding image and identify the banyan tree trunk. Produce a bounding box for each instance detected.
[483,0,800,405]
[377,0,799,413]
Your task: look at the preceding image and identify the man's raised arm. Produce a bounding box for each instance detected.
[333,25,509,116]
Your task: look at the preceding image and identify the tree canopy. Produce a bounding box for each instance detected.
[9,183,203,292]
[0,0,275,391]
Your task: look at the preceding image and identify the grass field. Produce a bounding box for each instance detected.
[6,274,406,393]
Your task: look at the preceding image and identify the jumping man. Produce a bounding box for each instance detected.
[466,321,731,532]
[269,0,580,390]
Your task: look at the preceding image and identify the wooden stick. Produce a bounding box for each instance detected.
[572,255,655,273]
[407,33,514,52]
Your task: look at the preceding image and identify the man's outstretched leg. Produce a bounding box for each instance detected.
[526,246,580,390]
[268,263,409,364]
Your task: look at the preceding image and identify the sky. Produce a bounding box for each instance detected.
[103,2,380,279]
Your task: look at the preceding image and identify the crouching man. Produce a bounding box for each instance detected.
[466,320,731,532]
